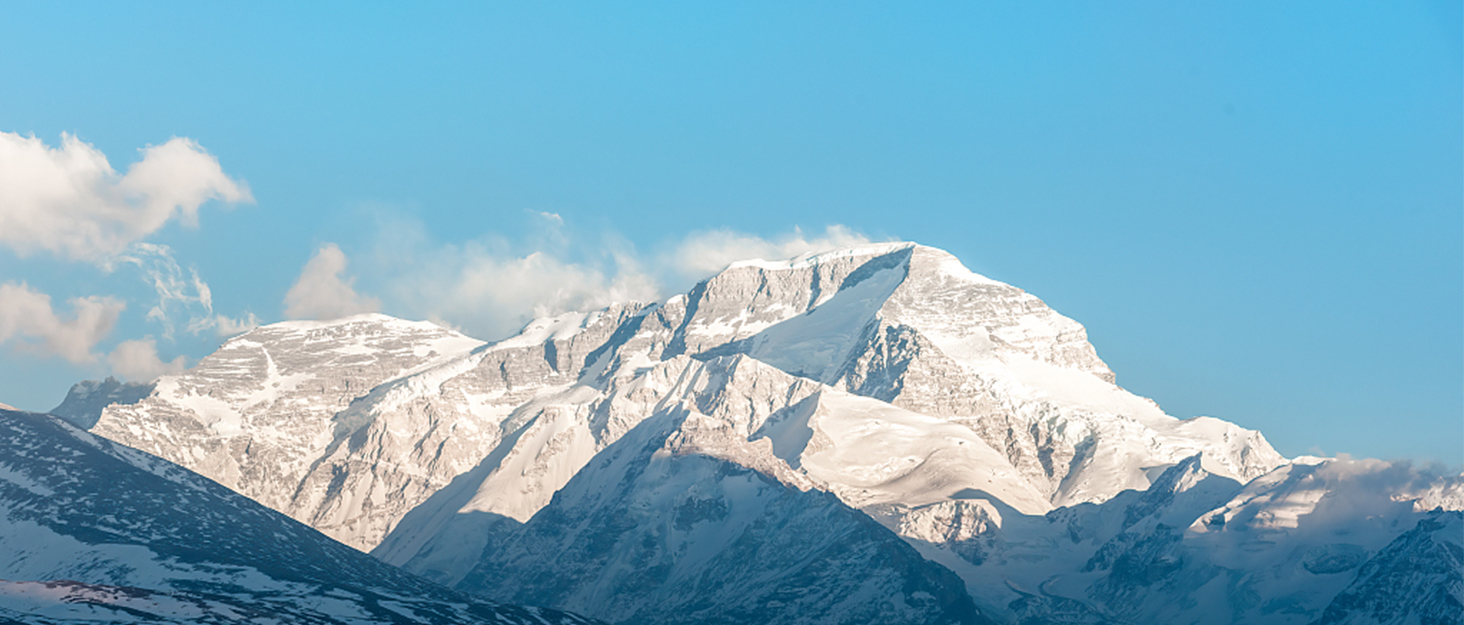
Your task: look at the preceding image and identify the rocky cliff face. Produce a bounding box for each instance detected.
[70,242,1458,625]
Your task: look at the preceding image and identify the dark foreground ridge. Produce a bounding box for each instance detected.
[0,408,600,625]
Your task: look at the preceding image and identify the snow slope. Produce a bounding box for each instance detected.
[0,407,597,625]
[457,355,992,625]
[380,244,1284,567]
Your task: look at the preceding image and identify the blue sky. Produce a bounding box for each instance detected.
[0,2,1459,465]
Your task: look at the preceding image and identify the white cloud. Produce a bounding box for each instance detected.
[284,243,381,320]
[208,312,260,337]
[357,212,634,339]
[107,337,186,382]
[0,282,125,363]
[360,212,881,341]
[384,239,659,341]
[0,132,252,261]
[533,210,565,227]
[666,225,876,282]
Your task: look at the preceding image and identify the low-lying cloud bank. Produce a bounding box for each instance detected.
[290,221,885,341]
[666,225,874,280]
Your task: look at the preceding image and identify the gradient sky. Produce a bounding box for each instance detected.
[0,2,1459,465]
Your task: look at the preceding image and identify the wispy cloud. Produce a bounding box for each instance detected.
[663,225,877,286]
[0,132,252,261]
[112,243,257,339]
[284,243,381,320]
[533,210,565,228]
[0,282,125,364]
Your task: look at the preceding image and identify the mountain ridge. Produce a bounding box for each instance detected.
[0,406,599,624]
[53,241,1461,625]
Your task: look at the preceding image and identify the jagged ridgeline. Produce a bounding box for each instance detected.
[40,243,1464,625]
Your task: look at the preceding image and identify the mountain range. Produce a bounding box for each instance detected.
[9,242,1460,624]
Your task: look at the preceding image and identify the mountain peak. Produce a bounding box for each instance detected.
[50,375,155,429]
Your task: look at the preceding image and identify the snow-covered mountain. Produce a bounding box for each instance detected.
[1311,509,1462,625]
[0,407,598,624]
[69,242,1463,624]
[934,454,1463,624]
[456,356,987,625]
